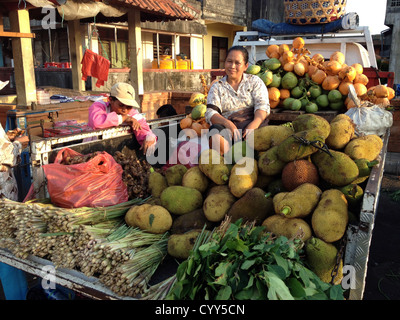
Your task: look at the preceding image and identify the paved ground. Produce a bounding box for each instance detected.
[363,173,400,300]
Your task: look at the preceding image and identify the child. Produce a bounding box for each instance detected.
[88,82,157,155]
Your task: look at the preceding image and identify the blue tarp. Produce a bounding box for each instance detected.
[251,13,359,36]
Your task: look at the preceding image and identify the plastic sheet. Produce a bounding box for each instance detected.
[345,84,393,136]
[345,105,393,136]
[251,12,359,36]
[42,148,128,208]
[55,0,128,21]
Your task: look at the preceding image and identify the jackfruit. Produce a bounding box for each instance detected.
[273,183,322,218]
[171,208,215,234]
[160,186,203,215]
[199,149,230,185]
[181,166,208,193]
[305,237,344,285]
[311,189,348,243]
[246,125,294,152]
[224,140,254,164]
[326,114,355,150]
[165,164,188,186]
[281,159,319,191]
[229,157,258,198]
[227,188,274,224]
[168,230,202,259]
[148,168,168,198]
[312,149,359,187]
[277,129,327,163]
[292,114,331,139]
[257,145,286,176]
[203,185,236,222]
[344,134,383,162]
[262,214,312,242]
[129,204,173,234]
[125,204,152,228]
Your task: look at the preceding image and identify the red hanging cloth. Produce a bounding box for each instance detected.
[81,49,110,88]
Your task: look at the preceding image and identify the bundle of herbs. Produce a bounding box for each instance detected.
[166,218,344,300]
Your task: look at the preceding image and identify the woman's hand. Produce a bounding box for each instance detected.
[15,136,29,149]
[243,120,260,139]
[140,137,157,156]
[225,120,242,142]
[210,114,241,142]
[243,110,268,139]
[124,116,142,131]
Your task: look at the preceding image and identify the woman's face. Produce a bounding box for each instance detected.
[110,98,131,115]
[224,50,249,80]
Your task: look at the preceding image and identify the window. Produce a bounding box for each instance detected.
[391,0,400,6]
[179,36,191,59]
[153,34,173,58]
[97,27,130,68]
[212,37,228,69]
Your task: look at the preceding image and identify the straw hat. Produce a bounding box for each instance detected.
[110,83,140,109]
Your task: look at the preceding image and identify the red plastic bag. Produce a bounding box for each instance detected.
[43,148,128,208]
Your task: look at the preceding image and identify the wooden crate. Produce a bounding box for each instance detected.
[388,108,400,153]
[268,108,338,123]
[0,104,17,128]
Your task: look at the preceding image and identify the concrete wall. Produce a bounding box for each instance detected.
[32,68,213,94]
[250,0,285,26]
[385,3,400,84]
[203,0,248,26]
[203,23,245,69]
[142,69,211,92]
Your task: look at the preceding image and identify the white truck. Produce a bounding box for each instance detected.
[232,26,377,68]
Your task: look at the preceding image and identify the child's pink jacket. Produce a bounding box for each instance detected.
[88,101,156,145]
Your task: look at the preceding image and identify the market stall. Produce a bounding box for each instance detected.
[0,16,397,299]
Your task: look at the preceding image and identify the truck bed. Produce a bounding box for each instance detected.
[0,114,390,300]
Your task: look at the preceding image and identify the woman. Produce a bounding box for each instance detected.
[0,124,29,300]
[88,82,157,155]
[0,125,29,201]
[205,46,270,154]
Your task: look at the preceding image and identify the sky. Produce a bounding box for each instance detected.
[346,0,389,35]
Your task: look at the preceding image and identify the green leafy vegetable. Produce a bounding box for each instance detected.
[166,218,344,300]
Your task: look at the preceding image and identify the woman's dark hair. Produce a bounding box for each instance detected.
[156,104,177,118]
[226,46,249,64]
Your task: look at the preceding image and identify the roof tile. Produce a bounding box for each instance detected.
[118,0,195,20]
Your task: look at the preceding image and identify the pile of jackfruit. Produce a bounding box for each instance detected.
[126,112,384,286]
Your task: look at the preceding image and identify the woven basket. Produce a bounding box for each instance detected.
[284,0,347,25]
